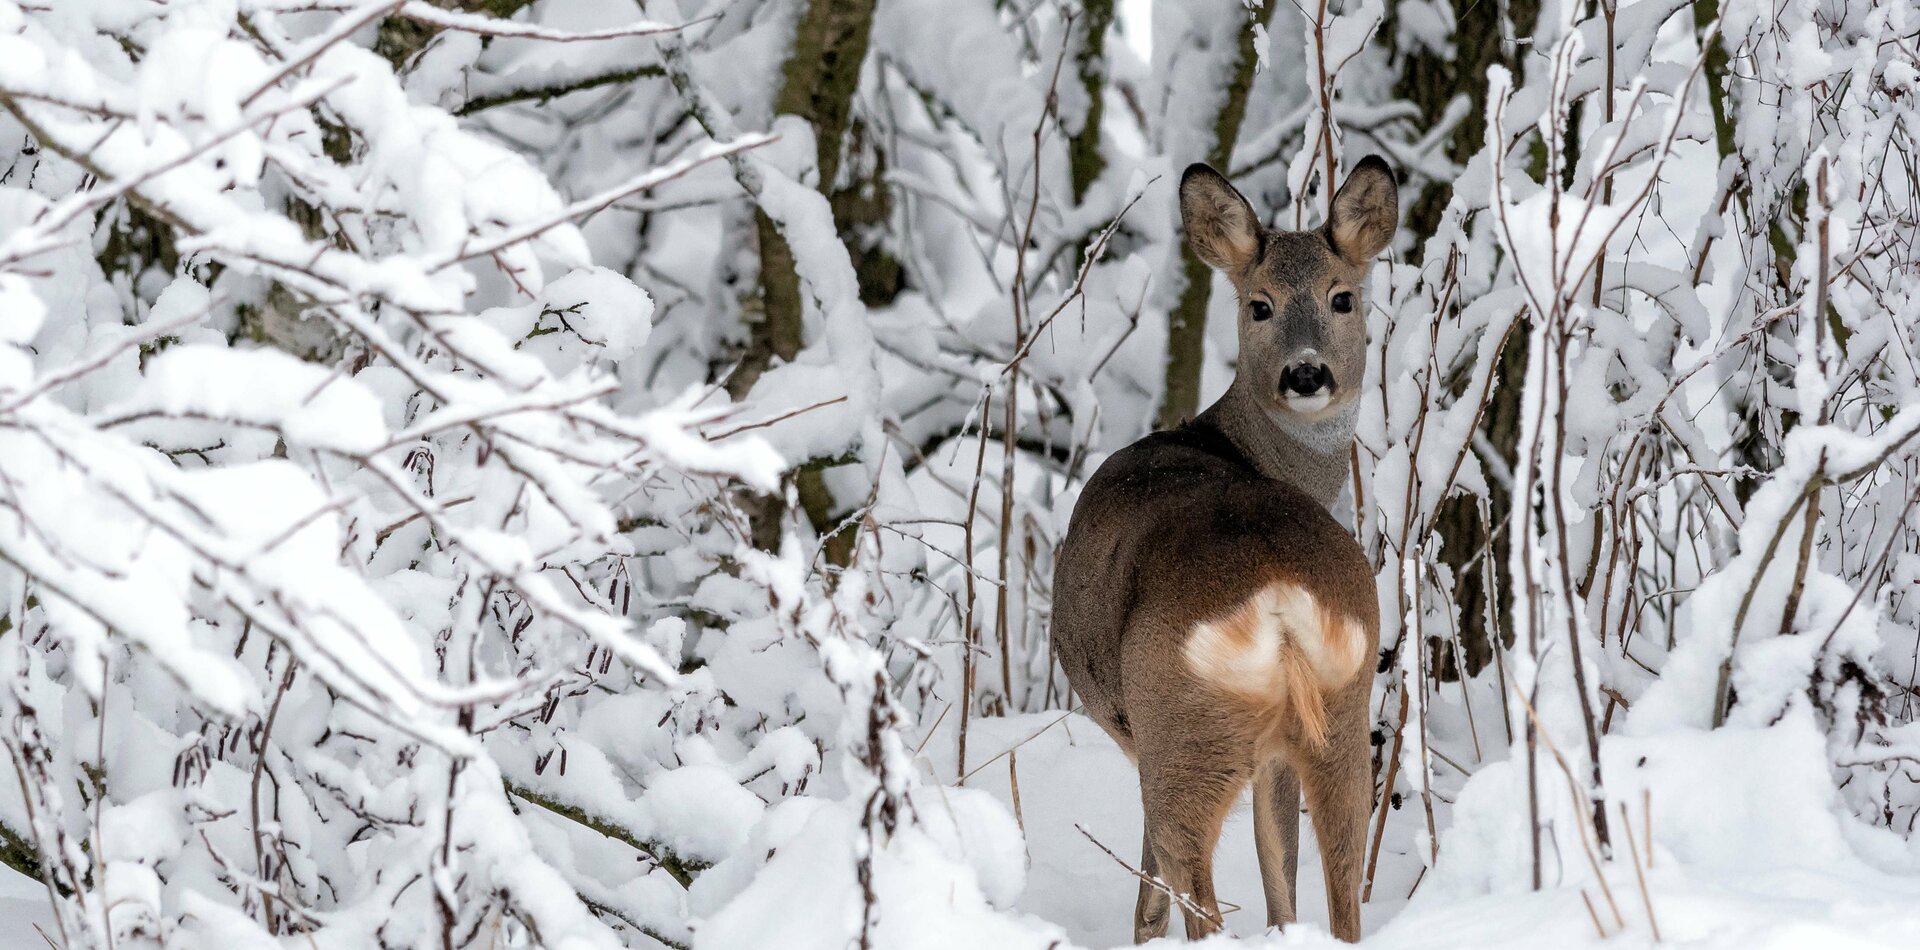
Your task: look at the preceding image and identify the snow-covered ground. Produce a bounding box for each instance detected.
[4,710,1919,948]
[916,712,1417,945]
[917,711,1920,949]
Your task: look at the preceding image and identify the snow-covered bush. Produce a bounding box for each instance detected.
[0,1,948,946]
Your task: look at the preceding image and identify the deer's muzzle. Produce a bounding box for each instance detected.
[1282,359,1333,397]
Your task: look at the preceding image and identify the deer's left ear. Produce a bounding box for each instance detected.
[1326,155,1398,264]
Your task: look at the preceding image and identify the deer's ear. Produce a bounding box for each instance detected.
[1326,155,1398,264]
[1180,163,1260,272]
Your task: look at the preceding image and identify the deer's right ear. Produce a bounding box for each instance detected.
[1180,163,1260,272]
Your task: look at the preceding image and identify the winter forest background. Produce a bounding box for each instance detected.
[0,0,1918,947]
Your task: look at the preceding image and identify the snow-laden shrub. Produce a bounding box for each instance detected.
[0,2,1029,947]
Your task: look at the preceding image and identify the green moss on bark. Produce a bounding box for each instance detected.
[1156,3,1274,430]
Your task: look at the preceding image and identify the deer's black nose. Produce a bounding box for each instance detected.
[1283,362,1332,396]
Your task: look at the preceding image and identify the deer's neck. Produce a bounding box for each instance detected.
[1196,382,1357,509]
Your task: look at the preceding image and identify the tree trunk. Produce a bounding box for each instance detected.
[732,0,880,564]
[1388,0,1540,674]
[729,0,877,399]
[1068,0,1116,205]
[1155,2,1275,430]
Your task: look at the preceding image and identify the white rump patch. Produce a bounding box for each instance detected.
[1182,582,1365,697]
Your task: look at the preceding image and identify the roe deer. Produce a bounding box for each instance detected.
[1052,158,1396,942]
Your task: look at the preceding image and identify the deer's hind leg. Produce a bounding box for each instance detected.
[1299,689,1374,942]
[1128,678,1253,941]
[1253,759,1302,929]
[1136,756,1243,941]
[1132,824,1170,942]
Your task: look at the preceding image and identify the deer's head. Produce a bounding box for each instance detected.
[1178,158,1398,424]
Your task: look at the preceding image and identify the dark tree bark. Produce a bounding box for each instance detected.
[732,0,881,564]
[1155,2,1275,431]
[1386,0,1540,675]
[1068,0,1116,206]
[730,0,878,400]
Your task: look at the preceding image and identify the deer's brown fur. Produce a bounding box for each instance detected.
[1052,158,1397,942]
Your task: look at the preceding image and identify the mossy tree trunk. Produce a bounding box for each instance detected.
[1386,0,1541,675]
[1068,0,1115,206]
[731,0,880,563]
[731,0,879,402]
[1155,2,1276,431]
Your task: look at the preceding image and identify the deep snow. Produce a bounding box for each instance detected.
[912,711,1920,949]
[7,708,1920,948]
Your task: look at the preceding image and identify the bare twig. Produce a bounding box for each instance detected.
[1075,824,1221,930]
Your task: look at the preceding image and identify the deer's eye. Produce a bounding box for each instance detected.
[1249,300,1273,321]
[1331,291,1355,313]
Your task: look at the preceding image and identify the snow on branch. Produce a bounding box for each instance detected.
[0,1,795,944]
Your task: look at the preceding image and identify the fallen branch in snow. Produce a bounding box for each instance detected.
[1579,890,1609,939]
[957,707,1079,785]
[1074,823,1222,932]
[576,894,689,950]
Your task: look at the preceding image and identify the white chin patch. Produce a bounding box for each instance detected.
[1284,391,1332,414]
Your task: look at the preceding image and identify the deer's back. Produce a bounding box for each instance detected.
[1052,424,1378,749]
